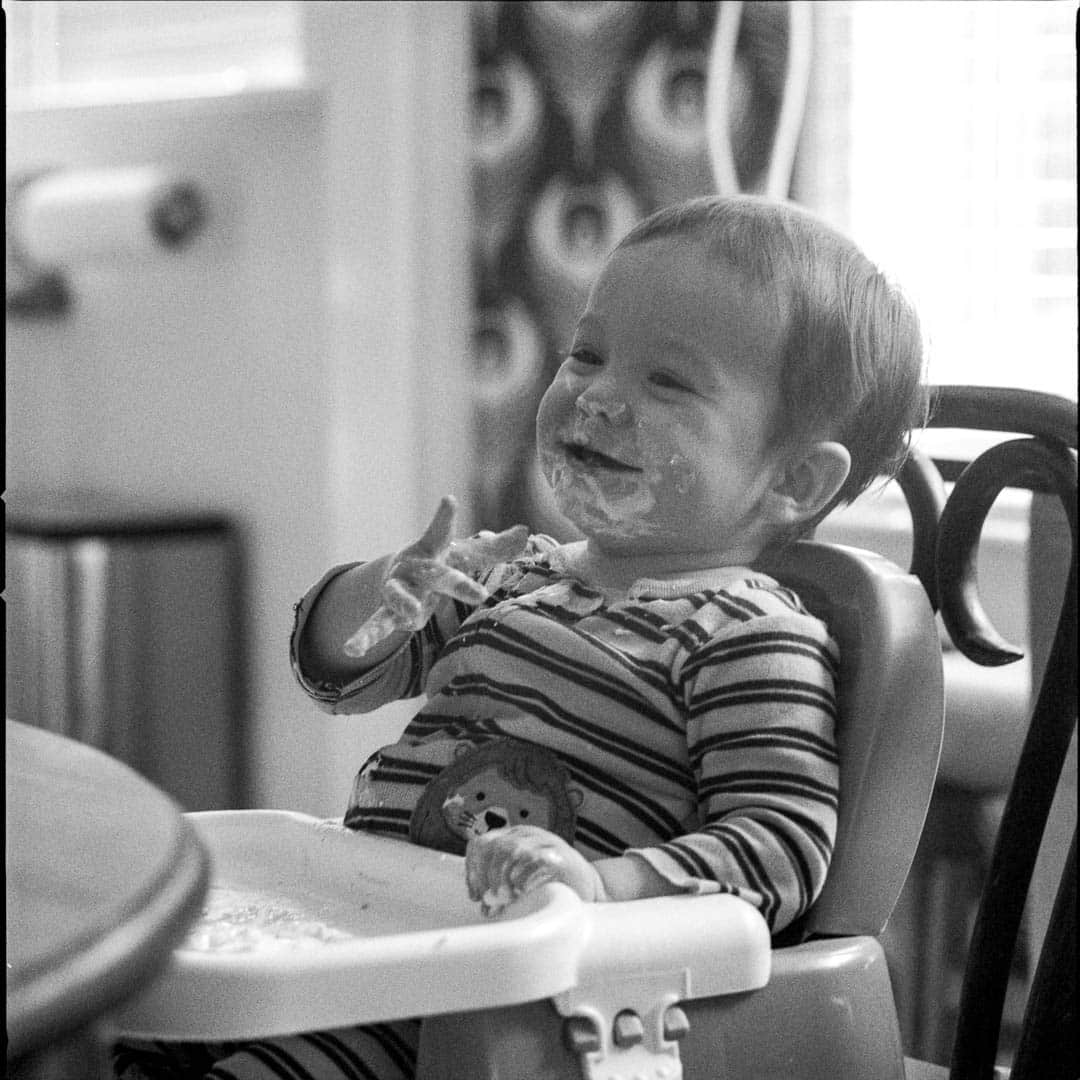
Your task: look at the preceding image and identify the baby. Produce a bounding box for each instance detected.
[115,195,927,1080]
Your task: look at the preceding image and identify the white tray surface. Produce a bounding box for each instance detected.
[113,809,771,1040]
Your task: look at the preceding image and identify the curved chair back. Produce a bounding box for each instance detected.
[901,386,1078,1080]
[758,541,945,942]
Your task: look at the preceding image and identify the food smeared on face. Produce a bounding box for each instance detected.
[535,235,788,568]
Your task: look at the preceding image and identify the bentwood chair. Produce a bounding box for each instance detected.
[898,386,1077,1080]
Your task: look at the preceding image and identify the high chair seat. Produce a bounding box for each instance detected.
[416,539,945,1080]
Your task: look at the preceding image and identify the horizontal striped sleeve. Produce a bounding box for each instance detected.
[289,562,473,714]
[629,609,839,933]
[288,536,539,716]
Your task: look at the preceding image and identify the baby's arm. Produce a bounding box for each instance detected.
[296,551,408,687]
[465,827,681,915]
[298,496,528,687]
[466,609,839,928]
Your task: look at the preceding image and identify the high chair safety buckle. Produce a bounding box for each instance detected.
[556,981,690,1080]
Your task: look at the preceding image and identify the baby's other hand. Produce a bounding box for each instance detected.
[344,497,525,658]
[465,825,606,917]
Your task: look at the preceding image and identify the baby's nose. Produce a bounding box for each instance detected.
[575,390,630,424]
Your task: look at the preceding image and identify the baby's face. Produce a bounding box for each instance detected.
[535,236,789,566]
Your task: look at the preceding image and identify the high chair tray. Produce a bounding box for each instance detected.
[112,810,771,1040]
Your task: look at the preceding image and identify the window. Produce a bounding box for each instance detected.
[4,0,304,105]
[845,1,1076,402]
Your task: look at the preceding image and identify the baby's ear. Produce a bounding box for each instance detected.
[763,441,851,528]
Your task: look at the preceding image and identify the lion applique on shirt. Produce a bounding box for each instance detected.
[410,738,582,854]
[343,735,582,856]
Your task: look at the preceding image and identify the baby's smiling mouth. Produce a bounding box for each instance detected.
[563,440,641,473]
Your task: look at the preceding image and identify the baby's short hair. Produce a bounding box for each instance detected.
[616,195,929,512]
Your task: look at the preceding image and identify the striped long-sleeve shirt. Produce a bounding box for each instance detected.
[290,536,840,934]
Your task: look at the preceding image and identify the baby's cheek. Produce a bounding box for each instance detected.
[640,424,698,498]
[661,452,697,496]
[636,429,712,537]
[535,377,574,445]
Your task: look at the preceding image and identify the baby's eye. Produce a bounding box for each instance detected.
[567,348,602,367]
[473,791,486,802]
[519,808,530,819]
[650,371,693,393]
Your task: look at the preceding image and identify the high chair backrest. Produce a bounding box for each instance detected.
[757,540,945,942]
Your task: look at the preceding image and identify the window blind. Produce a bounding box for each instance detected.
[846,0,1076,401]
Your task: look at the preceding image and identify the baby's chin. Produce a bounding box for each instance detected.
[536,450,674,539]
[550,494,676,553]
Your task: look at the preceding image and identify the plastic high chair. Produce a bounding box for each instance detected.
[414,538,946,1080]
[114,533,946,1080]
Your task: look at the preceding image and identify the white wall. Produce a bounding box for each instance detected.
[300,0,474,813]
[5,3,473,816]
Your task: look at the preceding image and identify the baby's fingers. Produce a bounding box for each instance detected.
[486,522,530,561]
[428,564,490,607]
[465,829,513,901]
[449,524,529,574]
[465,825,548,901]
[343,606,401,658]
[411,495,459,559]
[465,834,492,902]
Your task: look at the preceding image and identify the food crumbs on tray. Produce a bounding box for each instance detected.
[183,887,358,952]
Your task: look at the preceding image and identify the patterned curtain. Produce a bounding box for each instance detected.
[468,0,809,535]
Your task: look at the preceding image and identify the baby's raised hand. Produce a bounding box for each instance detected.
[344,495,528,658]
[465,825,606,917]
